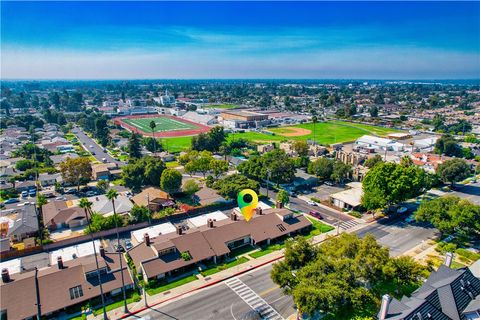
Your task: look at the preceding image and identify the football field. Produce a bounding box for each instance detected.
[122,116,198,133]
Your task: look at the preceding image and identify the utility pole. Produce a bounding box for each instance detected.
[34,267,41,320]
[146,194,151,225]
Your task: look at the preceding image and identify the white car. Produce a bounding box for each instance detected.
[306,200,317,206]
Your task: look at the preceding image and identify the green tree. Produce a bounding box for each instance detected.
[96,179,109,193]
[271,234,425,318]
[15,159,34,171]
[59,157,92,191]
[364,155,383,168]
[361,162,427,210]
[311,116,318,145]
[183,179,200,196]
[308,157,334,180]
[436,158,471,186]
[276,189,290,206]
[212,174,259,200]
[415,196,480,236]
[149,120,157,153]
[36,194,48,244]
[127,133,142,160]
[210,159,229,179]
[370,106,379,118]
[292,140,309,157]
[160,169,182,195]
[130,205,150,222]
[106,188,128,312]
[331,161,352,184]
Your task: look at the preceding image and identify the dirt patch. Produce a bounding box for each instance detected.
[277,127,311,137]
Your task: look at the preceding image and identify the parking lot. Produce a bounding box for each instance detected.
[305,184,344,201]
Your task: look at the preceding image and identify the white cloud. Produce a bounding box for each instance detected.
[2,44,479,79]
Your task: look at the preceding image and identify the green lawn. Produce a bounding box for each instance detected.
[267,121,400,145]
[200,257,250,276]
[152,120,400,152]
[249,243,285,259]
[304,216,335,239]
[146,274,198,296]
[92,291,141,316]
[122,116,199,134]
[161,136,193,153]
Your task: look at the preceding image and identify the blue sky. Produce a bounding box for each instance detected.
[1,1,479,79]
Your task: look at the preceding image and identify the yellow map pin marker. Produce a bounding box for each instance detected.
[237,189,258,222]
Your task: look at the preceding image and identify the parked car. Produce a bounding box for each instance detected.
[4,198,19,204]
[325,181,334,186]
[309,210,323,219]
[113,244,125,252]
[21,191,28,198]
[55,196,67,201]
[124,239,133,250]
[101,158,107,163]
[85,191,96,197]
[306,200,317,206]
[66,188,78,194]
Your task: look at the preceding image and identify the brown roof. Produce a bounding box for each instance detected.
[131,187,170,207]
[142,231,216,278]
[42,201,86,228]
[0,252,133,319]
[129,208,311,278]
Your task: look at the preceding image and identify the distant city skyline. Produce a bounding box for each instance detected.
[1,1,479,80]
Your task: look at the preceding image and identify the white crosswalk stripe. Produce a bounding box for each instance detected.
[339,220,359,230]
[225,277,284,320]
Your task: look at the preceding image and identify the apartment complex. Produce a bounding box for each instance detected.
[128,208,311,281]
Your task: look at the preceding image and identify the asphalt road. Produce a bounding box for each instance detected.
[450,181,480,205]
[260,186,352,224]
[71,126,124,166]
[127,264,292,320]
[354,219,438,257]
[128,216,437,320]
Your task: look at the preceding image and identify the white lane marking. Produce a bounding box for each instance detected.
[225,277,284,320]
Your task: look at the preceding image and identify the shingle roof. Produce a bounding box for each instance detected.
[130,208,311,278]
[379,265,480,320]
[0,251,133,319]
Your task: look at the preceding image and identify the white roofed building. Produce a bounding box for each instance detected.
[355,135,405,152]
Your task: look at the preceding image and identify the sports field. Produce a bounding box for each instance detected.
[160,120,401,153]
[123,116,197,133]
[114,115,210,138]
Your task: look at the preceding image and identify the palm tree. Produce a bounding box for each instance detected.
[106,189,128,313]
[79,198,108,320]
[149,120,157,154]
[312,115,318,146]
[36,194,48,245]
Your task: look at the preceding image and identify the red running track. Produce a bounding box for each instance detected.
[113,114,211,138]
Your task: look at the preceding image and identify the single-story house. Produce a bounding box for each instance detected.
[131,187,174,212]
[7,204,39,242]
[330,182,363,210]
[42,201,87,230]
[38,173,63,187]
[193,187,227,206]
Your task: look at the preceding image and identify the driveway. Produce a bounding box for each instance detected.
[71,126,124,167]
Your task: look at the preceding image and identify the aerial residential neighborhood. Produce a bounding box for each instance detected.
[1,1,480,320]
